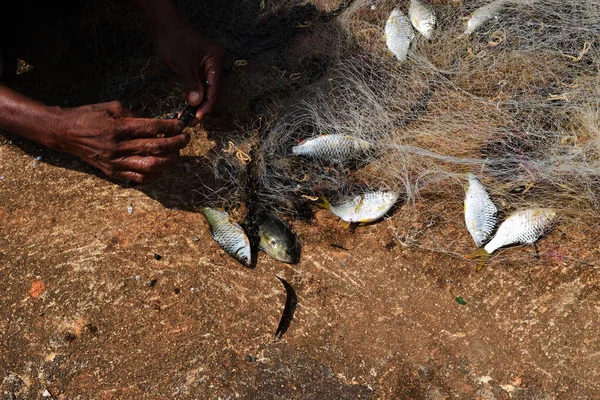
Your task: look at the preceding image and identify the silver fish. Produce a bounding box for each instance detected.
[385,8,415,62]
[324,190,400,224]
[460,0,509,37]
[409,0,436,39]
[257,212,300,264]
[201,207,251,267]
[483,208,556,254]
[291,134,373,164]
[464,173,498,247]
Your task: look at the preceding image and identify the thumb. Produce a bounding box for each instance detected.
[186,89,204,107]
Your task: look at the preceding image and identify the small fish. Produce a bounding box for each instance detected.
[464,173,498,247]
[460,0,509,37]
[468,207,556,269]
[257,212,301,264]
[484,208,556,254]
[385,8,415,62]
[275,275,297,339]
[322,190,400,224]
[201,207,252,267]
[409,0,436,39]
[291,134,373,164]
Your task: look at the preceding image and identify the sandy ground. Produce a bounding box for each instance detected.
[2,126,600,399]
[2,1,600,399]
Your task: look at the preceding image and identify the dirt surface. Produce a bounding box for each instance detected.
[2,127,600,399]
[2,1,600,399]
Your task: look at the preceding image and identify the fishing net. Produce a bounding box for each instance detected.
[94,0,600,253]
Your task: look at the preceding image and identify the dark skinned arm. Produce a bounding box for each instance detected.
[132,0,225,124]
[0,81,188,183]
[0,0,227,183]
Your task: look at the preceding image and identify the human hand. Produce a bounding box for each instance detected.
[54,101,189,183]
[156,24,224,125]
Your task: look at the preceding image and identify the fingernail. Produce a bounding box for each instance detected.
[188,91,200,104]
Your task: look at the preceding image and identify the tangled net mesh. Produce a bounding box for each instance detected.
[245,0,600,218]
[95,0,599,257]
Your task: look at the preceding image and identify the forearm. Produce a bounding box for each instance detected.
[0,83,64,149]
[131,0,186,36]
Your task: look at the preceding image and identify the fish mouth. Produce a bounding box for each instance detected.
[233,247,252,267]
[284,250,301,264]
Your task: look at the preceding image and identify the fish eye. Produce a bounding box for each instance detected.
[270,239,277,245]
[240,256,248,263]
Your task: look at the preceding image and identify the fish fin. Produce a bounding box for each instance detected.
[465,248,491,271]
[316,198,331,210]
[357,217,374,225]
[182,205,203,213]
[339,220,352,229]
[354,196,365,214]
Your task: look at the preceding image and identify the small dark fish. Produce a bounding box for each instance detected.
[275,275,297,339]
[257,212,301,264]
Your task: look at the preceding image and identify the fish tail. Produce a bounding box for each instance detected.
[465,248,491,271]
[316,198,331,210]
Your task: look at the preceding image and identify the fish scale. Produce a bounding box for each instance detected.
[464,173,498,247]
[291,134,373,163]
[484,208,556,254]
[328,191,400,223]
[409,0,436,39]
[461,0,508,37]
[385,8,415,62]
[201,207,252,267]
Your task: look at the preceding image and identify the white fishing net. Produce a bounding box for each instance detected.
[96,0,600,241]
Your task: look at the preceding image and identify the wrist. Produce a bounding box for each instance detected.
[0,83,69,150]
[132,0,185,36]
[41,106,71,151]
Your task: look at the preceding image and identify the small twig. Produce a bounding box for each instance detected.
[561,41,591,62]
[547,93,569,102]
[236,150,252,165]
[295,21,312,28]
[488,31,505,47]
[300,194,319,201]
